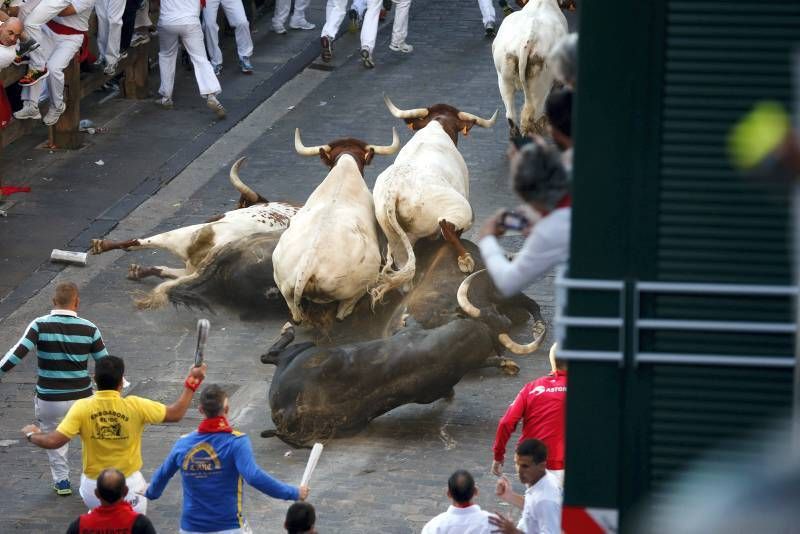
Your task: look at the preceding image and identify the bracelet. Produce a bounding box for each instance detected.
[184,376,202,392]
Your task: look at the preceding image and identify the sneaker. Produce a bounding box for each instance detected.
[17,37,39,56]
[92,57,105,68]
[213,63,223,76]
[360,48,374,69]
[485,22,496,38]
[13,101,41,120]
[205,94,226,119]
[273,24,287,34]
[103,61,118,75]
[18,68,48,86]
[13,55,29,66]
[320,36,333,62]
[389,41,413,53]
[154,96,173,109]
[119,50,129,60]
[502,4,514,16]
[43,102,66,126]
[239,56,253,74]
[347,9,359,32]
[53,480,72,496]
[130,32,150,47]
[289,19,315,30]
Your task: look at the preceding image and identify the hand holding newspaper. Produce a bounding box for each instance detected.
[300,443,323,487]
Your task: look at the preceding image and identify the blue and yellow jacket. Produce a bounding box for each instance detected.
[145,426,299,532]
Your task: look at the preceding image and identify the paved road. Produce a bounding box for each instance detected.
[0,1,574,532]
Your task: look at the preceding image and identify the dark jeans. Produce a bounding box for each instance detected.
[120,0,141,51]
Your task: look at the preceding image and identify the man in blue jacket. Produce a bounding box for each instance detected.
[145,384,310,533]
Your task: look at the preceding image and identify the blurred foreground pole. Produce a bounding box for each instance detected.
[793,48,800,453]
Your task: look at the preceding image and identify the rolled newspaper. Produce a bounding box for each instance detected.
[300,443,323,487]
[50,249,88,266]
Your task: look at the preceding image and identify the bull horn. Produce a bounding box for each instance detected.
[366,127,401,155]
[384,94,428,120]
[229,157,259,203]
[457,109,498,128]
[548,342,558,373]
[498,315,546,355]
[295,128,330,156]
[456,270,483,318]
[457,269,546,355]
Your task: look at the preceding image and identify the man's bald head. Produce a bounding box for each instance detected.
[0,18,22,47]
[95,468,128,505]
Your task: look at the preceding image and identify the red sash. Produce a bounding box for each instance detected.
[46,20,86,36]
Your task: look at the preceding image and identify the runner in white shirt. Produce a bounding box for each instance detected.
[156,0,225,118]
[0,16,22,69]
[421,470,493,534]
[490,439,562,534]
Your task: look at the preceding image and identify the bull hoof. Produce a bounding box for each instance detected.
[500,358,520,375]
[458,253,475,274]
[90,239,106,255]
[260,429,277,438]
[127,264,141,281]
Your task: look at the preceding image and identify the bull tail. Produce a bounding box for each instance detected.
[291,249,315,322]
[370,184,416,305]
[164,266,218,312]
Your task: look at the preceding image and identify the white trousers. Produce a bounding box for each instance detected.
[80,471,148,514]
[158,23,222,98]
[135,0,152,29]
[351,0,365,14]
[22,0,71,69]
[390,0,410,46]
[272,0,311,28]
[96,0,126,65]
[22,27,81,109]
[34,397,75,482]
[321,0,381,51]
[477,0,496,25]
[202,0,253,67]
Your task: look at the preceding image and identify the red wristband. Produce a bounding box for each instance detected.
[184,376,202,392]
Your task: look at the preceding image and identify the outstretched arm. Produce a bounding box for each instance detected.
[234,437,304,501]
[21,424,70,450]
[144,448,181,500]
[1,320,39,379]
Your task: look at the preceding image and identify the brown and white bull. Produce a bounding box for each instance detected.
[90,158,299,309]
[370,96,496,302]
[272,129,400,326]
[492,0,568,137]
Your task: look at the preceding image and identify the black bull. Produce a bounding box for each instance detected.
[260,238,545,447]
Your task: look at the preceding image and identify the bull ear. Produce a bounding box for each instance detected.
[364,148,375,165]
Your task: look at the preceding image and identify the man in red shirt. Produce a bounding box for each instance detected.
[491,343,567,486]
[66,468,156,533]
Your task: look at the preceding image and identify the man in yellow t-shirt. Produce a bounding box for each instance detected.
[21,355,207,513]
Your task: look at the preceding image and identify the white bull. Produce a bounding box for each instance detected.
[90,158,299,309]
[492,0,567,137]
[273,129,400,325]
[370,96,496,302]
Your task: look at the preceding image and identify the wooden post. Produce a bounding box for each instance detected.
[123,45,150,99]
[48,54,81,150]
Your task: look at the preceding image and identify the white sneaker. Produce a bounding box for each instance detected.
[43,102,66,126]
[103,62,118,75]
[389,41,413,53]
[130,32,150,47]
[13,101,41,120]
[154,96,174,109]
[273,24,287,34]
[289,20,316,30]
[205,94,226,119]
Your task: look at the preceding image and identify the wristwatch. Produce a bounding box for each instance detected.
[25,431,35,442]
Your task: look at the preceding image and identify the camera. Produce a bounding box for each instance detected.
[500,210,529,231]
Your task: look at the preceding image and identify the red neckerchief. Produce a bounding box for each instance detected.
[453,502,474,509]
[197,416,233,433]
[556,193,572,209]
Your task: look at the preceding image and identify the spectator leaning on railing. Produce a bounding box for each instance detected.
[478,139,571,298]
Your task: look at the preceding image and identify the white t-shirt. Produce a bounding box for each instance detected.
[158,0,201,26]
[421,504,493,534]
[0,42,15,70]
[517,472,562,534]
[51,0,96,31]
[479,206,571,298]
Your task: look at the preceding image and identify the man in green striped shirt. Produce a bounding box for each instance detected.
[1,281,108,496]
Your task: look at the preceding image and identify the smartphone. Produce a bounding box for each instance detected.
[501,210,529,231]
